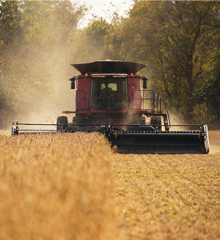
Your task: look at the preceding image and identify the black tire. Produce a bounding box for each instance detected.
[57,116,68,132]
[72,116,76,124]
[151,116,162,131]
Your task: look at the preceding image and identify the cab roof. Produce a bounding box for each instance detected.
[72,60,145,74]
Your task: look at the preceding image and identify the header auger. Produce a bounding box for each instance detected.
[12,60,210,154]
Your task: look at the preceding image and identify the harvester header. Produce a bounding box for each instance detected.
[12,60,210,154]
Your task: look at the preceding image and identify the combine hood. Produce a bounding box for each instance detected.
[72,60,145,74]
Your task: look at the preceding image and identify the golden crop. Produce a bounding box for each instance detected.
[0,133,117,240]
[0,131,219,240]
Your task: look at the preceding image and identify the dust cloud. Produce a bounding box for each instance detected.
[10,47,74,124]
[0,1,105,129]
[168,111,188,130]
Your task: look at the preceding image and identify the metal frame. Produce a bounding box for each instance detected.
[12,121,206,135]
[11,121,209,154]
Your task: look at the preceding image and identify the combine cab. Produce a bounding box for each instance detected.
[12,60,210,154]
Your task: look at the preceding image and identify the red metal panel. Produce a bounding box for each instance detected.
[76,77,91,112]
[128,77,142,110]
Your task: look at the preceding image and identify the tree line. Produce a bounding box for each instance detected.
[0,0,220,127]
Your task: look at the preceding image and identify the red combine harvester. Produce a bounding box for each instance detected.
[12,60,209,153]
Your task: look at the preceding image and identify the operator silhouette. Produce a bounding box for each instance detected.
[99,84,115,108]
[100,84,114,98]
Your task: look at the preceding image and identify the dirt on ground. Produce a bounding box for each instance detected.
[0,131,219,240]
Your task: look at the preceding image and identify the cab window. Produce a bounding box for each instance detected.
[92,78,127,109]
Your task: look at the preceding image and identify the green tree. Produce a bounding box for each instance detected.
[107,1,220,122]
[0,0,21,45]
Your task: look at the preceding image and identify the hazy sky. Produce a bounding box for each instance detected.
[76,0,134,27]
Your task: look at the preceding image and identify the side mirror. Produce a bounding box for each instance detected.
[143,77,148,89]
[70,77,75,89]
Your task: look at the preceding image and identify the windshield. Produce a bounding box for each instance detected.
[92,78,127,109]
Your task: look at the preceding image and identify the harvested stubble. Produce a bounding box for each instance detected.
[113,131,220,240]
[0,133,116,240]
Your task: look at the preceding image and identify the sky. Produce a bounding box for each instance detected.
[75,0,134,27]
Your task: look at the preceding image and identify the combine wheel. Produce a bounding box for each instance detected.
[151,116,162,131]
[139,116,146,125]
[57,116,68,132]
[72,116,76,124]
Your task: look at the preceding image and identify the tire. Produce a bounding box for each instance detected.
[57,116,68,132]
[151,116,162,131]
[139,116,146,125]
[72,116,76,124]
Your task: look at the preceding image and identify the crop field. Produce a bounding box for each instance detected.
[113,131,220,240]
[0,131,219,240]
